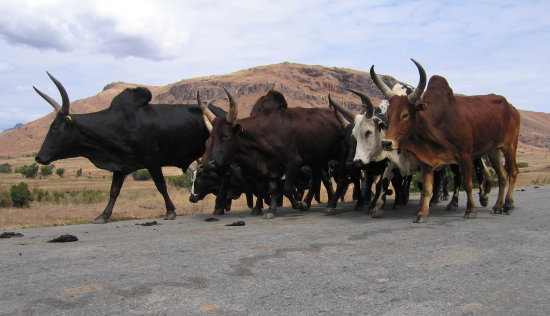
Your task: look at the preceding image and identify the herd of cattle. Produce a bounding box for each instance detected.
[33,59,520,224]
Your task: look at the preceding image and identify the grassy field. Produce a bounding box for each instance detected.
[1,144,549,229]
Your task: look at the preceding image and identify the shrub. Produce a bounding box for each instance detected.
[517,162,529,168]
[33,188,49,202]
[132,169,152,181]
[56,168,65,177]
[40,165,54,178]
[10,182,33,208]
[76,168,82,178]
[16,163,39,178]
[167,172,193,188]
[0,187,12,207]
[0,163,12,173]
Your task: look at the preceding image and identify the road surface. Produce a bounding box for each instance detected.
[1,186,549,315]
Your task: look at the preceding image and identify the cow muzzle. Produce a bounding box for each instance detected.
[189,194,201,203]
[381,140,395,151]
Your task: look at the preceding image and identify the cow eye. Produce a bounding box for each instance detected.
[400,112,409,121]
[365,130,372,138]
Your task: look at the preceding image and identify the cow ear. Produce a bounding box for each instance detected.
[415,102,428,112]
[233,123,243,134]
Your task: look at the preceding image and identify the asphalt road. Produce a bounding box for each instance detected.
[1,186,549,315]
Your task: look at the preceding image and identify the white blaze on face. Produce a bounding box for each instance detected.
[190,170,197,195]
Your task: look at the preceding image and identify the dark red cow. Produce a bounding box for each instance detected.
[200,89,344,219]
[372,59,520,222]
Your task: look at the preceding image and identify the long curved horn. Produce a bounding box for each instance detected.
[370,65,395,100]
[328,95,350,128]
[47,72,70,114]
[33,86,61,112]
[197,91,216,123]
[223,88,238,123]
[344,88,374,119]
[328,94,356,123]
[407,58,427,105]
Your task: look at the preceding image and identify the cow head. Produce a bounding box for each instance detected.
[329,89,387,165]
[199,88,242,167]
[33,72,78,165]
[371,59,427,151]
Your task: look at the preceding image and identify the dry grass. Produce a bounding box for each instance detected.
[1,145,549,229]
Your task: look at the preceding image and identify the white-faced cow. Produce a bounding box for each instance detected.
[33,72,225,223]
[372,59,519,222]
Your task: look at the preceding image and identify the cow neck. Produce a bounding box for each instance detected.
[71,110,129,169]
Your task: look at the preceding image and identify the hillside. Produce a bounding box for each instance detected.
[0,62,549,155]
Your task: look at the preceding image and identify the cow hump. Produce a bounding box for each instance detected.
[109,87,152,110]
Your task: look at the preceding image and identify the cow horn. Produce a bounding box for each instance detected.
[48,72,70,114]
[196,91,216,124]
[328,94,356,123]
[407,58,427,105]
[34,71,71,114]
[328,95,350,128]
[370,65,395,101]
[224,88,238,123]
[344,88,374,119]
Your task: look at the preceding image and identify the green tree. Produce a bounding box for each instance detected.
[76,168,82,178]
[10,182,33,208]
[40,165,54,178]
[16,163,39,178]
[132,169,152,181]
[0,163,12,173]
[56,168,65,177]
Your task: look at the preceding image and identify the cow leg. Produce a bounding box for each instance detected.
[473,157,490,207]
[351,170,366,211]
[487,149,506,214]
[372,168,393,217]
[430,169,443,206]
[251,196,264,216]
[283,167,307,210]
[149,167,177,220]
[302,168,322,210]
[93,171,126,224]
[446,164,461,210]
[213,171,231,215]
[414,165,433,223]
[363,173,377,214]
[264,180,280,219]
[321,170,335,203]
[460,157,477,219]
[502,146,518,214]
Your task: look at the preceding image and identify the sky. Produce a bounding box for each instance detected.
[0,0,549,131]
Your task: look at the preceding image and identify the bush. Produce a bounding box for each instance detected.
[10,182,33,208]
[40,165,54,178]
[0,187,12,207]
[167,172,193,188]
[56,168,65,177]
[0,163,12,173]
[33,188,49,202]
[16,163,39,178]
[132,169,152,181]
[517,162,529,168]
[76,168,82,178]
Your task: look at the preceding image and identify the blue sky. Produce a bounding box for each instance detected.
[0,0,548,131]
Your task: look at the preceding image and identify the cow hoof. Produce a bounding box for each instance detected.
[491,206,503,214]
[479,196,489,207]
[445,203,458,211]
[354,205,365,212]
[262,212,276,219]
[464,211,477,219]
[371,210,385,218]
[251,209,263,216]
[93,216,108,224]
[164,213,176,220]
[299,202,310,211]
[324,208,336,216]
[413,215,428,223]
[213,208,225,215]
[503,205,515,215]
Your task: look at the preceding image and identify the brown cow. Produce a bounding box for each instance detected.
[371,59,520,223]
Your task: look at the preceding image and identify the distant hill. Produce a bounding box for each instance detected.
[0,62,548,155]
[2,123,24,132]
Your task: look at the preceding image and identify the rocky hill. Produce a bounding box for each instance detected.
[0,62,548,155]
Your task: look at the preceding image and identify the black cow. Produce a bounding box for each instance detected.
[33,72,225,223]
